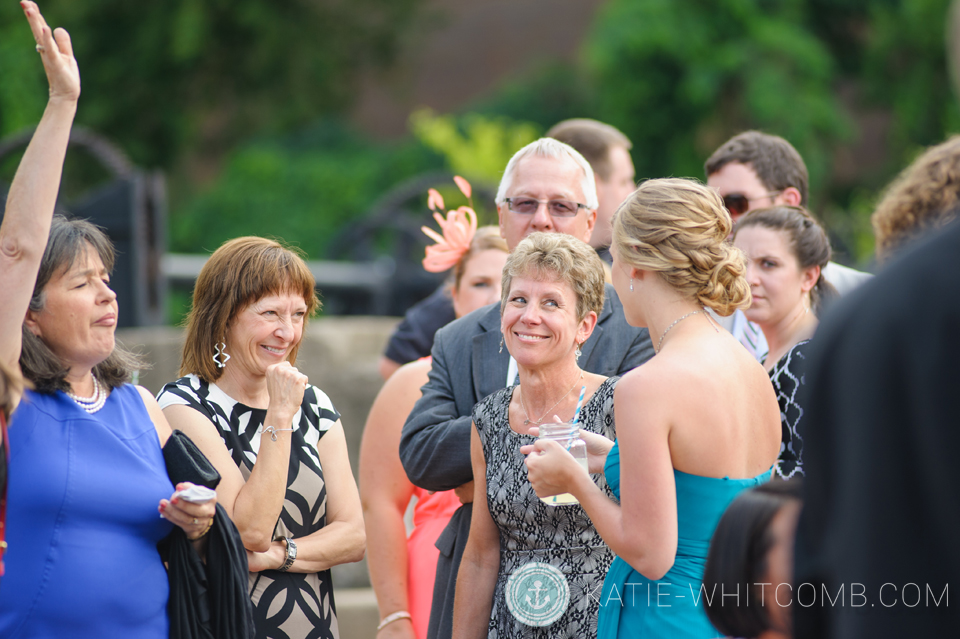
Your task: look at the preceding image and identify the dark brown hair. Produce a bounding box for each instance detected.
[20,215,145,394]
[872,135,960,262]
[734,206,837,316]
[180,236,319,382]
[705,131,809,206]
[703,480,803,638]
[547,119,632,182]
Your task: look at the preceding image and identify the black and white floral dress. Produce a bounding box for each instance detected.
[473,376,618,638]
[157,374,341,639]
[768,340,810,480]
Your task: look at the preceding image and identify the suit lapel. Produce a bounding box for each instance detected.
[579,286,615,372]
[473,305,509,402]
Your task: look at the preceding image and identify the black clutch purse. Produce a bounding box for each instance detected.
[162,430,221,490]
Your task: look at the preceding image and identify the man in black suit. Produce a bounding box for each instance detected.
[399,138,653,639]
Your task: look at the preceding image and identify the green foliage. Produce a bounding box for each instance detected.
[585,0,850,193]
[169,120,444,256]
[0,4,47,137]
[410,109,540,183]
[0,0,423,168]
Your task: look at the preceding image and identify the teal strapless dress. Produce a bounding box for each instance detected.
[597,439,770,638]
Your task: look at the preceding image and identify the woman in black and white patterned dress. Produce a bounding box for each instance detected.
[733,206,837,479]
[158,237,364,639]
[453,233,616,638]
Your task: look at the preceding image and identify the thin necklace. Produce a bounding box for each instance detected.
[656,310,700,353]
[66,375,108,414]
[520,370,583,426]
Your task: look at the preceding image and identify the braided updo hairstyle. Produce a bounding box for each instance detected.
[733,206,837,316]
[612,178,751,316]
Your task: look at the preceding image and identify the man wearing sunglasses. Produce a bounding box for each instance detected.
[400,138,652,639]
[705,130,872,359]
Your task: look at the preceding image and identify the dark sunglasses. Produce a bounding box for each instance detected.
[722,191,783,216]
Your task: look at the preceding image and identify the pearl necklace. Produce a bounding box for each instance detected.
[66,376,108,414]
[519,370,584,426]
[656,310,701,353]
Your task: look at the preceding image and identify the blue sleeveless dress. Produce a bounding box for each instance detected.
[597,440,770,638]
[0,386,174,639]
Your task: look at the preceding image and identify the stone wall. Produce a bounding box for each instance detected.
[118,316,400,589]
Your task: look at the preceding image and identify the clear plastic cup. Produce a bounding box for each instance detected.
[537,422,589,506]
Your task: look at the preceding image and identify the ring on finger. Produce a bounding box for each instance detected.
[192,517,199,525]
[35,43,45,53]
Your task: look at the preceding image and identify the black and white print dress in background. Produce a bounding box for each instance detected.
[473,376,619,639]
[768,340,810,480]
[157,374,341,639]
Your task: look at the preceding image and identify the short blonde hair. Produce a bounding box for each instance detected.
[613,178,750,316]
[500,232,606,322]
[180,236,319,382]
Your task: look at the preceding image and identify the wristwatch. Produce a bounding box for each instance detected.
[278,536,297,572]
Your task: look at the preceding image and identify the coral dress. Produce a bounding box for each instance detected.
[407,487,460,639]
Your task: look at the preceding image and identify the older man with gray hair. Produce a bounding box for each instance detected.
[398,138,652,639]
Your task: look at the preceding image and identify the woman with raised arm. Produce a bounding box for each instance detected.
[525,178,781,638]
[0,3,217,635]
[361,194,508,639]
[158,236,365,639]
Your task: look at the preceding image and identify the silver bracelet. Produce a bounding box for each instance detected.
[376,610,412,631]
[260,425,294,441]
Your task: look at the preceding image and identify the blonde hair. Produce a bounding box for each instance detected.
[613,178,750,316]
[452,226,508,291]
[180,236,319,382]
[500,232,606,322]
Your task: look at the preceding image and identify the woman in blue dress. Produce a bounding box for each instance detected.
[525,178,782,638]
[0,4,215,636]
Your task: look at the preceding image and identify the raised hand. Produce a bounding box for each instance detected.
[21,1,80,103]
[265,361,308,419]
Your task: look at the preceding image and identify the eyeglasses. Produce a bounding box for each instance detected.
[722,191,783,217]
[503,197,589,218]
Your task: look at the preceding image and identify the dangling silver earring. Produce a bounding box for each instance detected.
[213,342,231,368]
[499,335,504,354]
[575,342,582,362]
[629,278,634,292]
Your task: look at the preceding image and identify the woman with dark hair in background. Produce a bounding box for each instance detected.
[0,4,217,634]
[158,236,365,639]
[733,207,835,480]
[703,481,802,639]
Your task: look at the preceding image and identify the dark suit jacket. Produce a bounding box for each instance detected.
[399,282,653,491]
[794,219,960,637]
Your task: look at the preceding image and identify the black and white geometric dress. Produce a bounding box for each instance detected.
[157,374,341,639]
[473,376,619,638]
[768,340,810,480]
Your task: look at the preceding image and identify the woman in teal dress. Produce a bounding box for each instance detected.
[525,178,782,638]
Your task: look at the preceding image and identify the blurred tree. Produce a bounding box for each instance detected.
[0,0,423,169]
[168,119,443,256]
[409,108,540,183]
